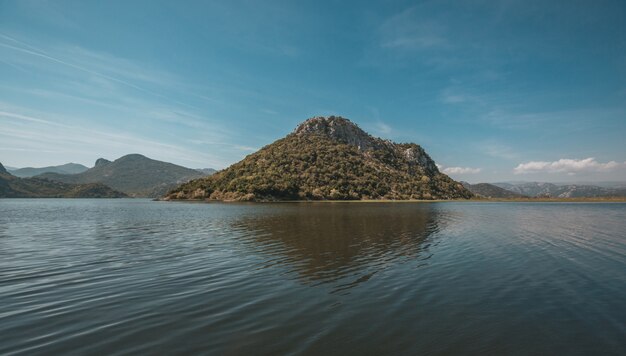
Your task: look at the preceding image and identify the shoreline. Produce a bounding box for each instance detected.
[162,197,626,203]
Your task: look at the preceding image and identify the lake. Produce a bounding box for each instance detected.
[1,199,625,355]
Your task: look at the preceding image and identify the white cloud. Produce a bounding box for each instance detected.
[364,121,393,137]
[514,158,623,175]
[439,87,481,104]
[442,166,482,174]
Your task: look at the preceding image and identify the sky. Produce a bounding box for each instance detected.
[1,0,625,183]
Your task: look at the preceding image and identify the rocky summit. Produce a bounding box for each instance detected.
[166,116,472,201]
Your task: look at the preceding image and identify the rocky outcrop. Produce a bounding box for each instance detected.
[94,158,111,167]
[294,116,385,151]
[296,116,440,175]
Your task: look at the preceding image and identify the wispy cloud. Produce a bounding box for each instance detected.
[0,33,201,110]
[0,107,232,168]
[0,33,260,168]
[374,122,392,135]
[442,166,482,175]
[477,141,518,160]
[439,87,483,104]
[514,158,624,175]
[379,7,448,51]
[361,120,393,138]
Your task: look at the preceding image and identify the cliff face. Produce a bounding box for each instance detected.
[167,116,472,201]
[294,116,384,151]
[94,158,111,167]
[295,117,439,175]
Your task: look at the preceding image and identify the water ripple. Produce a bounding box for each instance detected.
[0,200,625,355]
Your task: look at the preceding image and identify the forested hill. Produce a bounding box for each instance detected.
[166,116,472,201]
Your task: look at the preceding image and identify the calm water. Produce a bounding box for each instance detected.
[1,199,625,355]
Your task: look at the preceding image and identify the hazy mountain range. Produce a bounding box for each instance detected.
[461,182,527,198]
[492,182,626,198]
[35,154,214,197]
[0,162,127,198]
[459,181,626,198]
[167,116,472,201]
[8,163,89,178]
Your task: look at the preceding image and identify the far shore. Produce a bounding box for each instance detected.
[161,197,626,203]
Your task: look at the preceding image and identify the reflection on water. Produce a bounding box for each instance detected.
[232,203,442,290]
[0,199,625,355]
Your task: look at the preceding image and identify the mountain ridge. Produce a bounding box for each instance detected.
[493,182,626,198]
[37,154,211,197]
[8,163,89,178]
[461,182,527,198]
[0,162,127,198]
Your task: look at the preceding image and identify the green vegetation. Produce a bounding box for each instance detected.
[167,116,472,201]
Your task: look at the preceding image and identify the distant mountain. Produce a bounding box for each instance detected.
[37,154,208,197]
[167,116,472,201]
[461,182,527,198]
[196,168,217,175]
[493,182,626,198]
[9,163,89,178]
[497,180,626,189]
[0,162,126,198]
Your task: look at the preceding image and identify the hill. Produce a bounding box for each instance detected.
[37,154,208,197]
[0,162,127,198]
[493,182,626,198]
[166,116,472,201]
[461,182,527,198]
[8,163,89,178]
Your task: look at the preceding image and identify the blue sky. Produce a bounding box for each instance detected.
[1,0,625,183]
